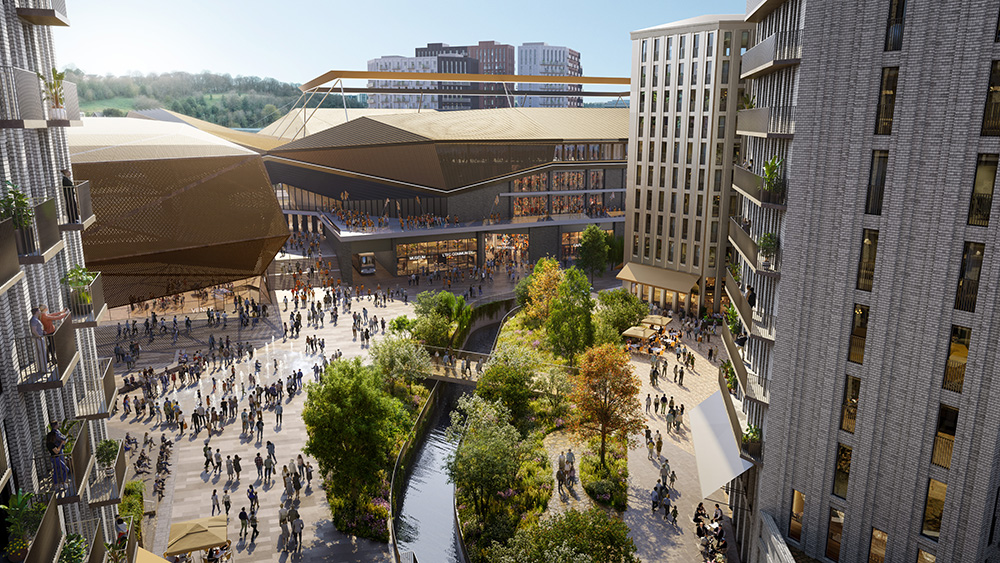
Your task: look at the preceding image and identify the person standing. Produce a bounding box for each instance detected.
[233,454,242,481]
[305,462,313,486]
[264,456,274,483]
[655,433,663,460]
[645,393,651,413]
[279,505,291,552]
[225,455,234,482]
[266,441,276,464]
[256,418,264,441]
[211,489,221,516]
[275,402,283,426]
[254,452,264,480]
[214,449,223,475]
[222,489,231,516]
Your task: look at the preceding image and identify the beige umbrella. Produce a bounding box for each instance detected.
[136,547,171,563]
[622,326,654,339]
[642,315,670,327]
[164,515,228,557]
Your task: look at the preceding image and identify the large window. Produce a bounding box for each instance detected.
[513,196,547,217]
[884,0,906,51]
[849,304,870,364]
[944,324,970,393]
[921,479,947,539]
[866,150,889,215]
[954,241,985,312]
[826,508,844,561]
[917,550,936,563]
[931,404,958,469]
[857,229,879,291]
[833,443,852,499]
[841,376,861,433]
[875,67,899,135]
[512,173,548,192]
[396,238,476,275]
[983,61,1000,136]
[869,528,888,563]
[968,154,998,226]
[789,490,805,541]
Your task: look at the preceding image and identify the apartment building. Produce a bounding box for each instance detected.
[517,42,583,108]
[725,1,1000,562]
[0,1,131,562]
[416,41,515,108]
[366,54,480,110]
[624,15,752,317]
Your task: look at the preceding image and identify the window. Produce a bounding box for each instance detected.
[656,239,662,260]
[686,141,693,163]
[646,189,653,210]
[683,193,690,214]
[656,215,663,235]
[632,234,639,256]
[633,212,640,232]
[875,67,899,135]
[679,35,685,58]
[696,195,703,216]
[638,116,644,138]
[869,528,888,563]
[723,32,731,56]
[857,229,879,291]
[678,63,685,86]
[833,443,852,498]
[658,192,664,212]
[692,62,698,85]
[990,487,1000,544]
[707,32,714,53]
[700,141,707,163]
[917,550,936,563]
[841,376,860,433]
[715,142,724,165]
[693,33,699,57]
[704,89,710,112]
[669,217,676,238]
[693,245,700,266]
[705,60,712,84]
[663,90,670,114]
[688,117,695,139]
[826,508,844,561]
[944,325,970,393]
[866,150,889,215]
[921,479,947,540]
[719,88,728,111]
[644,236,650,258]
[690,89,696,112]
[711,219,719,241]
[653,66,659,88]
[636,165,642,185]
[653,38,660,61]
[932,404,958,470]
[789,490,805,541]
[634,189,641,208]
[667,241,674,261]
[721,60,730,83]
[695,220,702,242]
[666,37,673,59]
[681,218,689,239]
[641,39,647,63]
[955,241,985,312]
[640,66,646,88]
[673,142,680,163]
[648,165,654,187]
[644,214,651,234]
[849,304,869,364]
[885,0,906,51]
[968,154,998,226]
[671,193,677,213]
[650,113,656,134]
[660,142,668,162]
[680,243,687,264]
[709,247,716,267]
[676,90,683,112]
[659,166,666,188]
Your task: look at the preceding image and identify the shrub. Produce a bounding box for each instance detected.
[120,480,145,546]
[326,487,390,543]
[579,438,628,511]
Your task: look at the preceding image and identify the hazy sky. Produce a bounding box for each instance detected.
[56,0,743,86]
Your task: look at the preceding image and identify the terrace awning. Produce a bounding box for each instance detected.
[616,262,700,294]
[690,391,754,499]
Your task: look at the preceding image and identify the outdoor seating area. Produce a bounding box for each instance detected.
[624,315,684,357]
[164,515,231,563]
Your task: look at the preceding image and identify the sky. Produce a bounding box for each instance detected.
[55,0,744,86]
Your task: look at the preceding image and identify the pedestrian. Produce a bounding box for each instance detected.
[254,453,264,479]
[305,462,313,485]
[653,394,660,414]
[566,448,575,469]
[670,505,679,525]
[214,449,222,474]
[291,515,304,552]
[275,402,283,426]
[651,486,660,513]
[656,433,663,460]
[249,509,259,543]
[279,505,291,552]
[556,467,565,493]
[222,489,231,516]
[238,507,249,538]
[211,489,220,516]
[292,471,302,499]
[267,441,276,463]
[247,485,259,512]
[297,454,306,479]
[669,470,677,489]
[256,418,264,441]
[647,439,655,460]
[645,393,651,413]
[558,451,566,473]
[233,454,242,481]
[264,456,274,483]
[225,455,234,481]
[679,367,685,386]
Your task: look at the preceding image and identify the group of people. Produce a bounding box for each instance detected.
[555,449,577,495]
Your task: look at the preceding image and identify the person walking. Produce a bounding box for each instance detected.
[655,433,663,460]
[275,402,283,426]
[266,441,276,464]
[238,507,249,539]
[264,456,274,483]
[291,515,304,552]
[254,453,264,480]
[214,449,223,475]
[297,454,306,479]
[247,485,259,512]
[249,509,260,543]
[647,438,655,460]
[256,417,264,441]
[645,393,651,413]
[211,489,220,516]
[225,455,234,482]
[305,462,313,486]
[233,455,242,481]
[222,489,231,516]
[279,505,291,552]
[292,471,302,499]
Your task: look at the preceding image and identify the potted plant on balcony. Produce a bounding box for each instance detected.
[61,264,97,313]
[762,155,785,202]
[727,261,741,284]
[742,424,762,445]
[37,67,66,121]
[722,360,738,393]
[0,489,37,563]
[58,533,87,563]
[96,438,119,477]
[0,183,36,256]
[757,232,779,270]
[739,93,756,110]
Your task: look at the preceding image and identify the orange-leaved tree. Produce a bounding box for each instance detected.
[525,257,563,325]
[570,343,644,467]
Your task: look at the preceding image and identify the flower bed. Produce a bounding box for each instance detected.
[326,483,391,543]
[579,438,628,511]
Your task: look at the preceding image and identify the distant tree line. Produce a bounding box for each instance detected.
[65,68,365,129]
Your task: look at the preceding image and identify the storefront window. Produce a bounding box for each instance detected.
[512,173,549,192]
[552,171,586,191]
[561,229,610,261]
[513,196,548,217]
[396,238,477,275]
[486,233,528,264]
[589,170,604,189]
[551,195,586,215]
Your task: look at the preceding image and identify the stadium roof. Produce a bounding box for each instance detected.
[67,116,259,162]
[128,109,285,152]
[258,108,433,140]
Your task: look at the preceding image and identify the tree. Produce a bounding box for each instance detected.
[570,344,644,467]
[486,508,640,563]
[302,358,408,507]
[446,395,523,525]
[476,342,540,426]
[515,274,534,308]
[387,315,415,335]
[413,290,471,346]
[546,267,594,364]
[101,107,126,117]
[577,225,609,283]
[536,367,572,419]
[410,312,452,349]
[604,231,625,269]
[369,334,432,388]
[596,288,648,336]
[525,258,563,326]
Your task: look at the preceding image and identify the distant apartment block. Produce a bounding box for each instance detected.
[517,42,583,108]
[367,54,480,110]
[416,41,516,108]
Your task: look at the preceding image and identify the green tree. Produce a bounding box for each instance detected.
[546,267,594,364]
[302,358,408,507]
[525,258,563,326]
[446,395,523,526]
[571,344,644,467]
[369,334,432,388]
[515,273,534,308]
[387,315,415,334]
[596,288,648,336]
[536,367,573,419]
[476,342,540,426]
[486,508,640,563]
[604,231,625,268]
[577,225,609,283]
[101,107,126,117]
[411,312,453,348]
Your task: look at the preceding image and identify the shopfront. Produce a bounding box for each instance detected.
[560,228,611,262]
[396,238,477,275]
[486,233,528,265]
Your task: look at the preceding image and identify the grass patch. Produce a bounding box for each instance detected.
[580,438,628,511]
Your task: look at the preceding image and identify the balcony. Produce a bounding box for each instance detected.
[943,359,965,394]
[46,81,82,126]
[76,357,116,420]
[728,216,781,276]
[60,180,95,230]
[718,369,745,447]
[741,437,764,464]
[89,439,126,507]
[67,272,107,328]
[107,515,139,563]
[15,198,65,265]
[724,268,776,341]
[33,419,93,505]
[740,31,801,80]
[65,518,101,563]
[736,106,795,138]
[86,521,106,563]
[23,496,63,563]
[732,165,786,208]
[15,316,79,391]
[931,433,954,469]
[16,0,69,26]
[0,218,26,295]
[0,66,46,128]
[721,320,748,393]
[746,0,788,22]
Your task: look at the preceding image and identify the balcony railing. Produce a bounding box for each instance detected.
[840,403,857,433]
[968,192,992,227]
[15,198,64,264]
[60,180,95,230]
[719,369,744,447]
[721,320,749,393]
[737,106,795,138]
[24,496,62,563]
[65,518,101,563]
[47,81,81,125]
[86,521,106,563]
[884,17,905,51]
[943,359,965,393]
[741,437,764,464]
[67,272,107,328]
[733,165,787,207]
[931,433,954,469]
[848,334,866,364]
[741,31,801,79]
[89,439,126,507]
[76,357,116,420]
[33,419,92,505]
[857,262,875,292]
[0,218,25,295]
[15,316,79,391]
[0,66,46,128]
[16,0,69,26]
[726,269,753,328]
[954,278,979,313]
[729,217,759,270]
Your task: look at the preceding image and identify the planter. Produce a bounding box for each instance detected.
[6,534,27,562]
[49,107,67,121]
[14,226,36,256]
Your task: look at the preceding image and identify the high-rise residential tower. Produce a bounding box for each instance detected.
[366,54,480,110]
[0,2,128,562]
[624,15,753,316]
[416,41,516,108]
[517,42,582,108]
